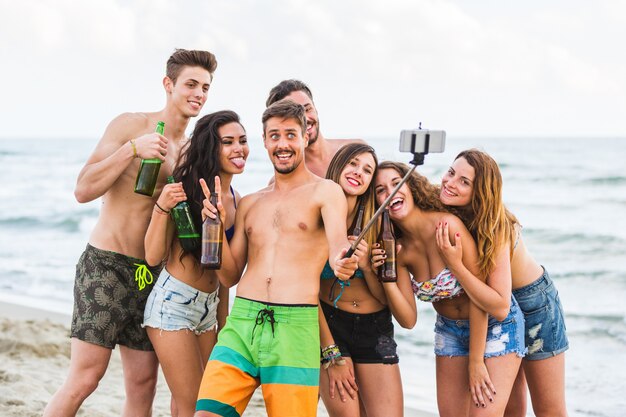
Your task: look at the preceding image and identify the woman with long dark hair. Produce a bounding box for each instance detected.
[142,110,249,417]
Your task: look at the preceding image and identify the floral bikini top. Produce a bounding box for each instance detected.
[411,268,465,303]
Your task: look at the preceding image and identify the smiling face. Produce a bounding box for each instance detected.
[440,156,475,207]
[375,168,413,220]
[263,116,307,174]
[285,90,319,145]
[218,122,249,175]
[165,66,212,118]
[338,152,376,197]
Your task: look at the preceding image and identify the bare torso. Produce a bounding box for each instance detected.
[87,112,187,259]
[399,212,470,320]
[235,179,332,305]
[305,138,365,177]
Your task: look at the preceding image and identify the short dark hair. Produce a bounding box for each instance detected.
[262,100,307,135]
[266,79,313,107]
[166,49,218,84]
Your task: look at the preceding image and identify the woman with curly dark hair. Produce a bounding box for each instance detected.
[142,110,249,417]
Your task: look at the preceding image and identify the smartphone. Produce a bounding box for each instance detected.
[399,130,446,154]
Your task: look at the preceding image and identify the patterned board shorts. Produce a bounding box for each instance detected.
[70,244,162,351]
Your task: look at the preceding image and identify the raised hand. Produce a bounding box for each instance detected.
[348,236,370,272]
[199,176,225,223]
[435,221,463,270]
[333,247,359,281]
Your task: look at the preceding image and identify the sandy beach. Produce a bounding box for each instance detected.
[0,299,434,417]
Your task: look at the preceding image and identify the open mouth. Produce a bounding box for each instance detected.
[230,157,246,169]
[274,151,293,161]
[442,186,457,198]
[346,177,361,187]
[388,197,404,211]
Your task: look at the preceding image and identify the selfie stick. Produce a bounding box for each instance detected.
[344,151,425,258]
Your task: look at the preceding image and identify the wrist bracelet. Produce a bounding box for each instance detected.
[130,140,138,158]
[155,202,170,214]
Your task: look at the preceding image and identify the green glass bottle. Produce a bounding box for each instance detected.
[377,208,397,282]
[167,176,201,252]
[134,121,165,196]
[200,192,224,269]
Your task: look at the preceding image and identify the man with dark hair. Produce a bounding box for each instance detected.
[266,79,365,177]
[44,49,217,417]
[194,100,359,417]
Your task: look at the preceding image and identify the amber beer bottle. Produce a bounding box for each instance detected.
[167,176,201,252]
[134,121,165,196]
[200,192,224,269]
[348,201,365,237]
[377,208,397,282]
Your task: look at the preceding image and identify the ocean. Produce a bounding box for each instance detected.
[1,136,624,416]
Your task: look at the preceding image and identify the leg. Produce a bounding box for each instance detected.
[470,353,522,417]
[119,345,159,417]
[523,354,568,417]
[148,328,215,417]
[504,367,527,417]
[436,356,471,417]
[355,363,403,417]
[43,338,112,417]
[319,357,361,417]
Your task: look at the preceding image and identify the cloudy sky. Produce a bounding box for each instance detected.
[1,0,625,140]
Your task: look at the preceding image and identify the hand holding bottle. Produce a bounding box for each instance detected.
[199,177,226,224]
[133,130,168,161]
[156,182,187,212]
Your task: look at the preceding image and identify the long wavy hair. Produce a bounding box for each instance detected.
[450,149,519,278]
[326,144,379,249]
[172,110,244,261]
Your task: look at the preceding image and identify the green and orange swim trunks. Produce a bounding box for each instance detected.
[196,296,320,417]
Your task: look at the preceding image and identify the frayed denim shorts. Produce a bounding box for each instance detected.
[434,296,526,358]
[143,269,219,335]
[513,267,568,360]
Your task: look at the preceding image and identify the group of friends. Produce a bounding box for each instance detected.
[43,49,569,417]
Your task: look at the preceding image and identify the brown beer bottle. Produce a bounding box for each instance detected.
[348,201,365,237]
[377,208,397,282]
[200,191,223,269]
[134,121,165,196]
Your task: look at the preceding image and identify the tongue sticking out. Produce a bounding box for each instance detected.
[231,158,246,169]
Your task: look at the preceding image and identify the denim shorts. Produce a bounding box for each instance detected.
[143,269,220,335]
[321,301,399,364]
[513,267,569,360]
[434,296,526,358]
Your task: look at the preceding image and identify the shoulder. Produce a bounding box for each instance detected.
[314,177,343,198]
[103,112,151,142]
[328,138,366,152]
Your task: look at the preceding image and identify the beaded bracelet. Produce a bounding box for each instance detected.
[321,344,346,369]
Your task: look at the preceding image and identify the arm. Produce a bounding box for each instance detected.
[144,182,186,266]
[371,246,417,328]
[349,237,387,305]
[74,113,168,203]
[468,301,494,408]
[318,305,358,401]
[200,177,249,288]
[437,218,511,321]
[319,181,358,280]
[216,284,229,332]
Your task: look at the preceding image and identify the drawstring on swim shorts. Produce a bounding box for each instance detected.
[134,263,154,291]
[251,308,276,344]
[329,278,351,308]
